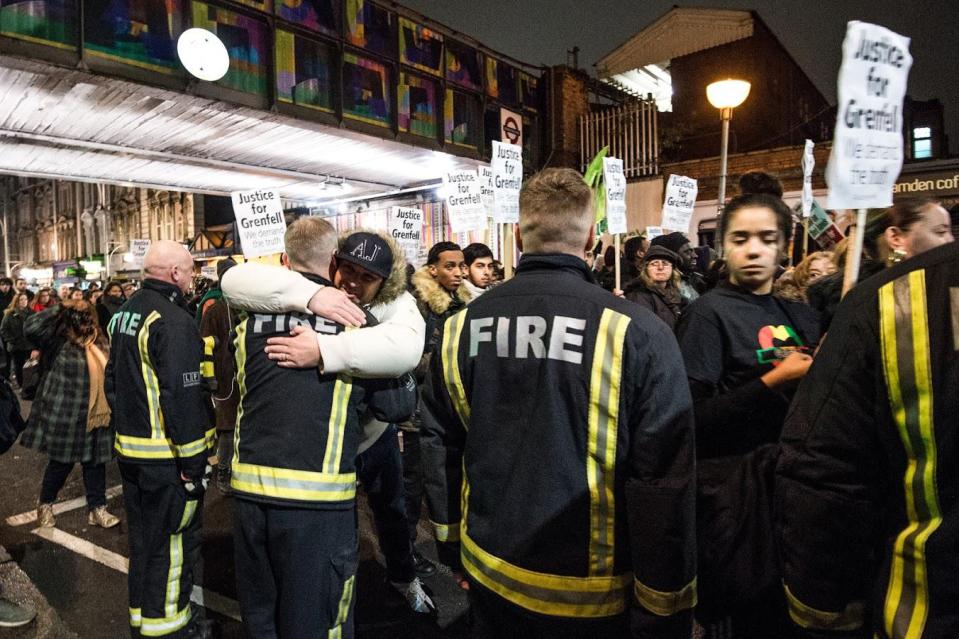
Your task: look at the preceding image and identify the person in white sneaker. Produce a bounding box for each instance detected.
[19,301,119,530]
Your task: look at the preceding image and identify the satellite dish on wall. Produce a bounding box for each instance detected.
[177,28,230,82]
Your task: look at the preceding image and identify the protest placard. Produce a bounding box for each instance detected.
[801,140,815,217]
[444,170,485,233]
[660,175,698,232]
[479,164,494,216]
[806,201,845,249]
[491,141,522,224]
[603,157,627,235]
[129,239,150,262]
[388,206,423,263]
[645,226,665,240]
[231,189,286,258]
[826,21,912,210]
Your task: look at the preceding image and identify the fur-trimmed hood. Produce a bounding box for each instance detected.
[412,266,472,316]
[337,228,408,308]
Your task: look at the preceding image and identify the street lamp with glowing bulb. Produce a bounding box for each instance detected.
[706,79,751,212]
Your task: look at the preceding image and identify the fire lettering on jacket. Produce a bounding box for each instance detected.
[251,312,339,335]
[469,315,586,364]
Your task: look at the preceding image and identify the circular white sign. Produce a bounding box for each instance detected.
[177,28,230,82]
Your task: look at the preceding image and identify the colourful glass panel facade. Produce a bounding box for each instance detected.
[276,29,334,112]
[343,51,390,126]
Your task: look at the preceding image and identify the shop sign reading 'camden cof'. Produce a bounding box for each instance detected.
[893,172,959,195]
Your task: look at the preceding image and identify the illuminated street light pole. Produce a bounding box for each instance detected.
[707,79,751,213]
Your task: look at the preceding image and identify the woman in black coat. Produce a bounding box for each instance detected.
[95,281,126,334]
[1,293,34,386]
[623,245,685,329]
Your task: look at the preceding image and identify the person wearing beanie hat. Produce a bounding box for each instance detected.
[650,232,706,303]
[623,245,686,329]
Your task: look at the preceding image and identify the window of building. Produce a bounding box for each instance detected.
[913,126,932,159]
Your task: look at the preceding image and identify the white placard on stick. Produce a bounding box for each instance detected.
[231,189,286,258]
[826,21,913,210]
[129,239,150,266]
[646,226,664,240]
[491,141,522,224]
[389,206,423,264]
[444,170,486,234]
[603,157,628,235]
[479,165,494,217]
[660,174,698,232]
[801,140,815,217]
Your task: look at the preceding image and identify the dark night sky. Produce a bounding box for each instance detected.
[401,0,959,154]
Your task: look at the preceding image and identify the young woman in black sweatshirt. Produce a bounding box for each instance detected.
[676,194,820,638]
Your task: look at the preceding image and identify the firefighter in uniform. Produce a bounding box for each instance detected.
[230,218,416,639]
[421,168,697,638]
[777,240,959,638]
[105,241,214,638]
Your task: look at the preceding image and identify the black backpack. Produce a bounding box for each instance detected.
[0,376,25,454]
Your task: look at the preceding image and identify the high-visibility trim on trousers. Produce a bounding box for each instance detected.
[231,461,356,502]
[460,530,631,618]
[586,309,630,576]
[879,270,942,639]
[431,519,461,542]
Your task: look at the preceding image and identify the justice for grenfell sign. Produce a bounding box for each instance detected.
[232,189,287,258]
[660,175,698,232]
[603,157,628,235]
[491,141,522,224]
[389,206,423,263]
[444,170,486,234]
[826,21,912,210]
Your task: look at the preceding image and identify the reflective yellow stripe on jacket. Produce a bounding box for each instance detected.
[880,270,942,639]
[461,528,631,618]
[322,377,354,474]
[231,462,356,502]
[587,309,630,576]
[442,311,470,429]
[115,429,215,461]
[138,311,164,440]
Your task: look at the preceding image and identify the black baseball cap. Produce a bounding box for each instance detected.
[336,232,394,279]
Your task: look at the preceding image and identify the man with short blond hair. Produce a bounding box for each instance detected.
[517,167,594,254]
[422,167,697,638]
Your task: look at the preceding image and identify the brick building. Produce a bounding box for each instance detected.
[595,7,833,163]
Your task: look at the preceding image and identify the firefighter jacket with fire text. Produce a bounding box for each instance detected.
[421,253,697,638]
[231,272,416,509]
[105,278,214,479]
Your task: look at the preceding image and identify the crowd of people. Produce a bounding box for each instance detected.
[0,166,957,639]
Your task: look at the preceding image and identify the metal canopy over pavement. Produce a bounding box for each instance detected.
[595,8,754,79]
[0,55,479,203]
